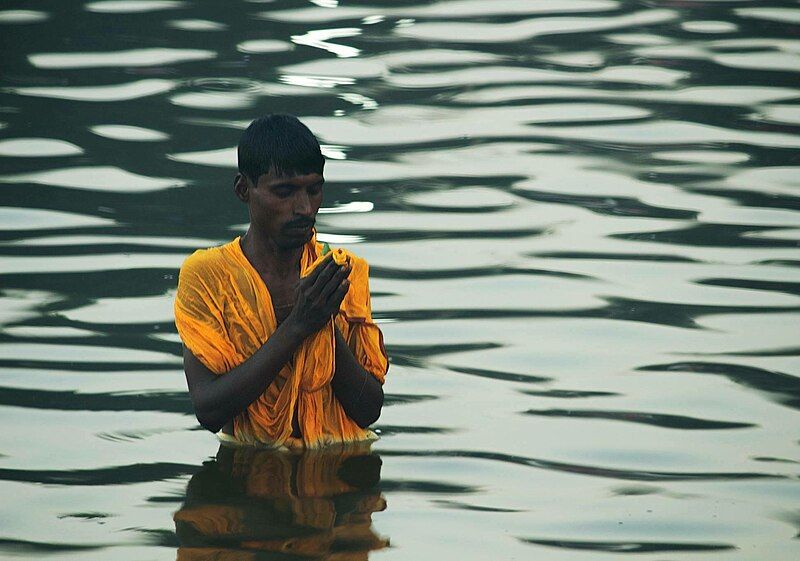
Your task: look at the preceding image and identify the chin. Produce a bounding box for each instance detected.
[279,229,313,249]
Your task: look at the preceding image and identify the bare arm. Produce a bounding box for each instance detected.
[183,255,350,433]
[183,321,304,433]
[331,326,385,428]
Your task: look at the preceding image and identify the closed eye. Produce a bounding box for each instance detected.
[272,185,295,197]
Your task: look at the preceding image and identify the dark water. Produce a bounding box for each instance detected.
[1,0,799,559]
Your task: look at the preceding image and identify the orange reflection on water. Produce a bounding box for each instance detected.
[174,444,388,560]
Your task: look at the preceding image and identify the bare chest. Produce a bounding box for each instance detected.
[262,273,298,325]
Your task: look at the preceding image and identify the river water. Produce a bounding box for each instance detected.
[1,1,799,559]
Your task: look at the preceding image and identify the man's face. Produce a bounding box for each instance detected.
[246,169,324,249]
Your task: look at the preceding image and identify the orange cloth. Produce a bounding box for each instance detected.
[174,233,388,449]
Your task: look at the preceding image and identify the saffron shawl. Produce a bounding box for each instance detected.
[174,234,388,449]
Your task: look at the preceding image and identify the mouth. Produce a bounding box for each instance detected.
[284,221,314,234]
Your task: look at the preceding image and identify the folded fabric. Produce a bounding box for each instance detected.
[174,232,388,449]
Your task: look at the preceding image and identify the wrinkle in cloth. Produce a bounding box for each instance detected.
[174,234,388,449]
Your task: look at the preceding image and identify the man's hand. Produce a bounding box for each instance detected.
[287,254,351,338]
[183,256,351,434]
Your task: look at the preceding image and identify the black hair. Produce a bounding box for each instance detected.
[237,114,325,184]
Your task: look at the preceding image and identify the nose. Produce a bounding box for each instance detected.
[293,189,312,216]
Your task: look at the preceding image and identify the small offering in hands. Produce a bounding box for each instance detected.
[322,242,348,265]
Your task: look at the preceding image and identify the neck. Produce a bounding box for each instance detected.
[240,229,303,277]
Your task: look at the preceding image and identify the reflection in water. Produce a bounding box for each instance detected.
[174,445,388,560]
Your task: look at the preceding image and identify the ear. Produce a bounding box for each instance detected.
[233,173,250,202]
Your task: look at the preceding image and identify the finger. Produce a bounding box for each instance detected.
[310,257,342,296]
[304,252,334,284]
[319,263,351,302]
[304,256,338,297]
[326,278,350,313]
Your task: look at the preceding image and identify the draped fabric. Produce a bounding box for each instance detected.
[174,233,388,449]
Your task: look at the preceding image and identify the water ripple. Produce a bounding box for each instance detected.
[395,9,677,43]
[639,361,800,411]
[9,79,177,101]
[0,166,186,193]
[378,450,785,482]
[85,1,187,14]
[28,48,215,69]
[264,0,620,22]
[522,537,735,554]
[525,408,756,430]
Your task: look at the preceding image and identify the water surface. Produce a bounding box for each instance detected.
[1,0,799,559]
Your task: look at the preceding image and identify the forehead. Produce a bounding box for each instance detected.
[256,170,324,187]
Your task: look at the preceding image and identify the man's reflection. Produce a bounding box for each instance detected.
[174,444,388,560]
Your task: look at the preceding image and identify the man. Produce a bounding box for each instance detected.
[174,114,387,450]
